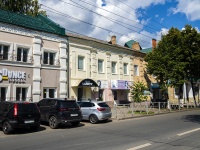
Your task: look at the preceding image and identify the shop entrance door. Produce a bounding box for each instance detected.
[78,87,83,101]
[0,87,6,101]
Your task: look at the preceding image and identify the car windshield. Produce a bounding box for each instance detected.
[97,102,109,107]
[18,103,39,112]
[59,101,79,108]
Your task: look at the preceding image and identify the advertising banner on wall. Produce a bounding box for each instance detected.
[111,80,130,89]
[97,80,109,89]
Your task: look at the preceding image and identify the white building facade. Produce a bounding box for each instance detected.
[0,10,68,102]
[68,34,144,105]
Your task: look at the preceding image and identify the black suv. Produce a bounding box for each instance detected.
[0,101,40,134]
[37,98,82,129]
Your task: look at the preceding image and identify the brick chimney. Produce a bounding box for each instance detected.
[152,38,156,49]
[110,35,116,44]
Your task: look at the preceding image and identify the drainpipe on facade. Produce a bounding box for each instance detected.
[67,38,70,99]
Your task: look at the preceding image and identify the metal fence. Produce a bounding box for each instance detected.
[111,101,197,120]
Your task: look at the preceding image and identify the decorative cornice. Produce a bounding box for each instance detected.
[70,43,92,50]
[0,23,66,42]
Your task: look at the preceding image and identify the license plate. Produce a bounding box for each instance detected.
[71,114,78,117]
[25,120,34,123]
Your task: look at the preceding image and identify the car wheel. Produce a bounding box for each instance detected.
[89,114,98,124]
[49,116,58,129]
[30,125,40,131]
[3,121,13,134]
[103,119,108,122]
[71,122,80,126]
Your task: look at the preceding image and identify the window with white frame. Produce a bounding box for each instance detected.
[98,59,104,73]
[43,52,55,65]
[16,87,27,101]
[0,45,9,60]
[111,62,117,74]
[78,56,84,70]
[123,63,128,75]
[134,65,139,76]
[43,88,56,98]
[17,48,28,62]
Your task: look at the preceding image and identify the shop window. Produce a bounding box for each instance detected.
[134,65,139,76]
[43,52,55,65]
[0,87,6,101]
[123,63,128,75]
[78,56,84,70]
[17,48,28,62]
[112,90,117,100]
[16,87,27,101]
[111,62,117,74]
[98,59,104,73]
[0,45,9,60]
[43,88,56,98]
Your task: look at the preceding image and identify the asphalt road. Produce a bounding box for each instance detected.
[1,110,200,150]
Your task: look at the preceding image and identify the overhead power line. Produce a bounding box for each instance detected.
[77,0,161,32]
[41,4,151,44]
[116,0,167,29]
[56,0,156,41]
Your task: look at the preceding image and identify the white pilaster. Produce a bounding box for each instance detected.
[32,36,42,102]
[59,40,68,98]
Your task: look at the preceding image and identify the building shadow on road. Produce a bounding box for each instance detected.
[40,121,85,129]
[0,126,47,135]
[182,114,200,124]
[81,119,113,124]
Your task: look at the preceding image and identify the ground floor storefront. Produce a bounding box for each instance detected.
[70,78,133,105]
[0,65,67,102]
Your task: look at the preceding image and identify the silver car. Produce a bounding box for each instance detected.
[77,101,112,124]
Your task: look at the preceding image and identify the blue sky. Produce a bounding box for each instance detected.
[40,0,200,48]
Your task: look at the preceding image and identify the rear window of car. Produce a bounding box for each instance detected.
[97,102,109,107]
[18,103,39,113]
[59,101,79,108]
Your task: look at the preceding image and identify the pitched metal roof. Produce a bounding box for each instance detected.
[124,40,137,48]
[140,47,152,53]
[0,8,65,35]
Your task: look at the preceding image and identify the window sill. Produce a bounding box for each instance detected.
[78,69,86,72]
[98,72,105,74]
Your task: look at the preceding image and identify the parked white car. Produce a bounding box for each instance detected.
[77,101,112,124]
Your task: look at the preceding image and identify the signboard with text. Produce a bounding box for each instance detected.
[0,68,26,83]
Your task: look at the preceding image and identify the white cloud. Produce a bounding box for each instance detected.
[39,0,167,48]
[171,0,200,21]
[195,27,200,32]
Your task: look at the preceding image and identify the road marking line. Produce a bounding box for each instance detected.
[127,143,152,150]
[177,128,200,136]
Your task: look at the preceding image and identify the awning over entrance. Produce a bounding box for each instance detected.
[151,83,160,89]
[78,78,98,87]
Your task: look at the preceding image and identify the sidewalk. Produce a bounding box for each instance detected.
[111,106,200,121]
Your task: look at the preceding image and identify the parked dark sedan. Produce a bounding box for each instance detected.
[37,98,82,129]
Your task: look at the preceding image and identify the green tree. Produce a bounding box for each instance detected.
[0,0,46,16]
[129,81,148,102]
[145,25,200,106]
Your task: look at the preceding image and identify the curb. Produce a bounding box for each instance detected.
[111,108,200,121]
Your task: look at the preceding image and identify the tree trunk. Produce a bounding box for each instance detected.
[178,85,183,110]
[190,79,197,106]
[186,83,189,102]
